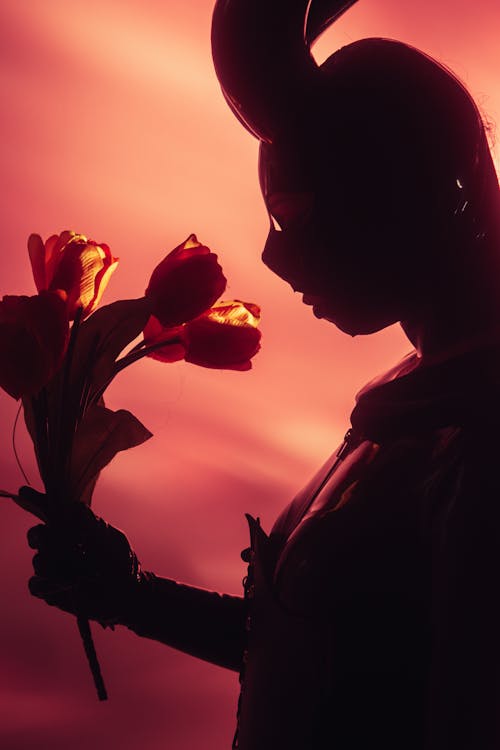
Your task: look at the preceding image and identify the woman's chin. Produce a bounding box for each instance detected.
[313,306,397,336]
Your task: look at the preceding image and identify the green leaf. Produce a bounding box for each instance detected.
[22,394,49,489]
[70,297,152,407]
[69,404,153,505]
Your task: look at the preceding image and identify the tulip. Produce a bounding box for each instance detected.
[145,234,227,327]
[0,291,69,399]
[28,231,118,319]
[143,300,261,371]
[185,300,261,370]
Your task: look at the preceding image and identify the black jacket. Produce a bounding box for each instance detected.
[124,346,500,749]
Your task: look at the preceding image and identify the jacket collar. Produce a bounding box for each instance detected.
[350,342,500,443]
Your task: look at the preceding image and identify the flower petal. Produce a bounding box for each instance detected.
[165,234,211,265]
[143,315,187,363]
[44,230,80,286]
[0,292,69,399]
[89,258,119,314]
[47,236,118,319]
[203,299,261,327]
[0,322,45,399]
[27,234,47,291]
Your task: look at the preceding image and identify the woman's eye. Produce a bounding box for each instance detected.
[270,214,283,232]
[266,192,314,231]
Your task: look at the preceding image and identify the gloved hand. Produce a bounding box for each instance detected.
[26,489,142,627]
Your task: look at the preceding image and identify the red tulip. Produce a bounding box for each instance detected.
[28,231,118,320]
[143,300,261,371]
[145,234,227,327]
[0,291,69,399]
[185,301,261,370]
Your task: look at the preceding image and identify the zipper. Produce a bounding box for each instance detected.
[336,427,355,461]
[306,428,357,507]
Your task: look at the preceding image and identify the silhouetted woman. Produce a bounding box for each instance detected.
[27,1,500,748]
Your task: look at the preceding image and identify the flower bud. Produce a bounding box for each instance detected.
[143,300,261,371]
[28,231,118,319]
[185,300,261,370]
[145,235,227,327]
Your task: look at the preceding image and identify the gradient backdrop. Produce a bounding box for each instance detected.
[0,1,499,748]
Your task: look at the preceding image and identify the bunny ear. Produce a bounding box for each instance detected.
[305,0,360,46]
[211,0,317,143]
[211,0,360,143]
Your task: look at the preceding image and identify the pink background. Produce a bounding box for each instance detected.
[0,1,498,747]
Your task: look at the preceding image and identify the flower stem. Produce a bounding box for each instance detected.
[115,336,184,371]
[12,403,31,486]
[125,339,147,355]
[76,615,107,701]
[57,306,84,504]
[88,336,184,408]
[78,332,102,422]
[30,392,50,496]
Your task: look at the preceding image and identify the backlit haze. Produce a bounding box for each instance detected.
[0,1,498,748]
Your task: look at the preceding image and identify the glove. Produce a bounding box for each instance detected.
[27,491,142,627]
[25,488,247,670]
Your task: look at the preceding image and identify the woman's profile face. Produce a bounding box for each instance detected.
[258,141,421,336]
[213,0,495,339]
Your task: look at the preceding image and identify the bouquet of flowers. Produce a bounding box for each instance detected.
[0,230,261,699]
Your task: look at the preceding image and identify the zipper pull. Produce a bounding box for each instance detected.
[336,428,354,460]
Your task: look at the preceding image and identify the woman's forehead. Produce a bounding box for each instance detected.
[260,149,318,209]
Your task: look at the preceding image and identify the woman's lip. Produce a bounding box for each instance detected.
[302,294,317,305]
[302,294,325,317]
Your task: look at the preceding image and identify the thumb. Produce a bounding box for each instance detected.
[17,486,50,522]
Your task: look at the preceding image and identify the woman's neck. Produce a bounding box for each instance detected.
[400,271,500,365]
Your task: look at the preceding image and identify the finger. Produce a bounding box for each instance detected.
[28,575,72,600]
[27,524,49,550]
[28,576,104,619]
[28,577,77,615]
[31,552,58,578]
[32,544,88,580]
[28,524,68,553]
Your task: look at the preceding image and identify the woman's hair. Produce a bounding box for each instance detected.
[313,38,500,252]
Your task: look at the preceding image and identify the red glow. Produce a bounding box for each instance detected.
[0,1,499,747]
